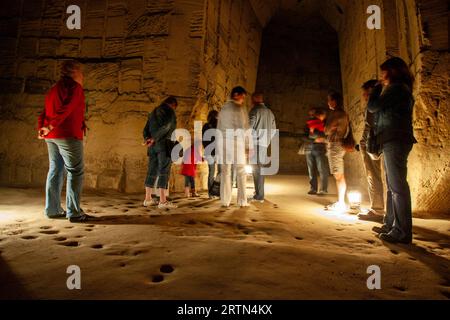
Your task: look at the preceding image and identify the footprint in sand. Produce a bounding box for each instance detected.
[367,239,376,244]
[91,244,103,249]
[85,228,93,232]
[160,264,175,274]
[151,275,165,283]
[393,285,407,292]
[54,237,67,242]
[40,226,52,230]
[295,236,304,241]
[132,250,148,256]
[21,235,38,240]
[40,230,60,235]
[390,249,399,255]
[58,241,80,247]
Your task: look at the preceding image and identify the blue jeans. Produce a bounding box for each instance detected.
[145,147,172,190]
[45,139,84,219]
[383,141,413,240]
[306,144,329,192]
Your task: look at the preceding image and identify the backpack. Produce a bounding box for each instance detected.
[210,175,221,197]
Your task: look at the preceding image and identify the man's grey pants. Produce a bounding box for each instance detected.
[361,146,385,211]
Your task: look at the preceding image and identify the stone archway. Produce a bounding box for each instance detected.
[255,11,342,174]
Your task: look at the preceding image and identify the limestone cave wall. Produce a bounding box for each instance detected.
[199,0,262,109]
[0,0,206,193]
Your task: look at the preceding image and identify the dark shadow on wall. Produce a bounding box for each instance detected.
[0,255,32,299]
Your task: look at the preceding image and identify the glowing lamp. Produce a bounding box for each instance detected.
[348,191,362,211]
[245,165,253,175]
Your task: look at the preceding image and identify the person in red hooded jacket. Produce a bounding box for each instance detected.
[37,60,93,223]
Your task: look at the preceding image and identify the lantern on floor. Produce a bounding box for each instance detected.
[348,191,362,212]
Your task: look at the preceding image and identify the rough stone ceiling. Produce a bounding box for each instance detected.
[249,0,346,30]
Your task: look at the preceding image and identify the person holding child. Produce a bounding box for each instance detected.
[304,108,329,196]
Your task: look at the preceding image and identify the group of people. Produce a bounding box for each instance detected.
[37,56,416,244]
[143,86,276,209]
[302,57,416,244]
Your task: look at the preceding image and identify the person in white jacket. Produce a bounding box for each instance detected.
[217,86,250,207]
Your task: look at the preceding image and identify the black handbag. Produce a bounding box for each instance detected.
[210,176,220,197]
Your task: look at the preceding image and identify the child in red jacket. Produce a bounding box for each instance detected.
[181,143,203,198]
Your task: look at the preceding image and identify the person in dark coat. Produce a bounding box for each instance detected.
[368,57,417,244]
[143,96,178,210]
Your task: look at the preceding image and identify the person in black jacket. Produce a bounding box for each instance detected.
[202,110,220,198]
[367,57,417,244]
[143,96,178,210]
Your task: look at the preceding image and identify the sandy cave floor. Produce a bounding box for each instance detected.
[0,175,448,300]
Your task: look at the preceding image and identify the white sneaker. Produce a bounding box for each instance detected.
[158,201,178,210]
[248,198,264,204]
[143,198,159,207]
[325,202,348,212]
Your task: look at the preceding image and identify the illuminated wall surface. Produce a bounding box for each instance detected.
[0,0,448,216]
